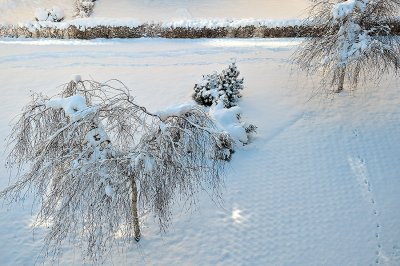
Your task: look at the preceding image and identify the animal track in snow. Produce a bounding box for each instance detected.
[348,156,382,264]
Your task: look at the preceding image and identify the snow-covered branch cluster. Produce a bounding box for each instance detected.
[332,0,369,20]
[1,77,232,262]
[34,6,64,22]
[74,0,96,18]
[294,0,400,92]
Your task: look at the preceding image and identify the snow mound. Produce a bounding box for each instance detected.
[332,0,368,20]
[162,18,303,29]
[156,102,196,121]
[34,8,49,22]
[71,74,81,83]
[209,101,248,144]
[34,6,64,22]
[46,94,96,122]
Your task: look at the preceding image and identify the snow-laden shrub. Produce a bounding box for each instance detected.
[193,62,244,108]
[75,0,96,18]
[50,6,65,22]
[193,63,255,150]
[35,7,64,22]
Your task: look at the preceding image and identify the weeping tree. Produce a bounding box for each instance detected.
[294,0,400,93]
[0,77,233,263]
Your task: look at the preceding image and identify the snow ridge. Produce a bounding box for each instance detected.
[161,18,303,29]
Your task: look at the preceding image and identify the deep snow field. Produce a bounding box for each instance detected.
[0,38,400,265]
[0,0,309,24]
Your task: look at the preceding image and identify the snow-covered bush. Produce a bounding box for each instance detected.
[35,7,65,22]
[293,0,400,92]
[75,0,96,18]
[0,77,232,263]
[193,62,244,108]
[193,63,255,149]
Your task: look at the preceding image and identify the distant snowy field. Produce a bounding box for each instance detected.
[0,38,400,265]
[0,0,309,24]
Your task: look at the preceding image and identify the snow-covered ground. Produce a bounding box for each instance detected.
[0,38,400,265]
[0,0,309,24]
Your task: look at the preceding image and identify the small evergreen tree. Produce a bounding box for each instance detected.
[294,0,400,93]
[193,63,244,108]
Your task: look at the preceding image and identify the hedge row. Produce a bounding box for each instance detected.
[1,23,400,39]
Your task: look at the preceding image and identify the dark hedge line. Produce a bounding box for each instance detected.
[1,22,400,39]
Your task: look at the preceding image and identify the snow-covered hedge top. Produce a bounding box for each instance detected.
[15,18,142,31]
[161,18,303,29]
[1,18,303,30]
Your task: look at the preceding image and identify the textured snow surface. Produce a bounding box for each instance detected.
[0,0,309,24]
[0,38,400,265]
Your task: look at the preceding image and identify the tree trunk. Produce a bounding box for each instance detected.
[336,66,346,93]
[130,176,141,242]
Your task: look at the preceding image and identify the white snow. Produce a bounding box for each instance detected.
[0,38,400,265]
[1,0,74,24]
[17,18,143,32]
[34,8,49,22]
[46,94,96,122]
[161,18,303,29]
[105,185,114,197]
[49,6,64,21]
[209,101,248,144]
[156,102,196,121]
[332,0,369,20]
[71,74,81,83]
[134,154,155,173]
[93,0,309,22]
[85,128,109,149]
